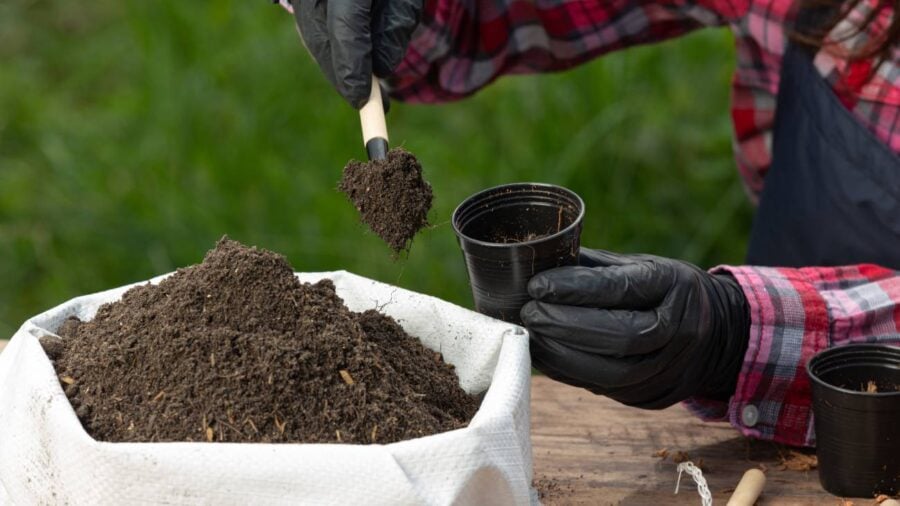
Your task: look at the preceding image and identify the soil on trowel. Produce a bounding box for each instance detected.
[47,237,478,444]
[339,148,433,253]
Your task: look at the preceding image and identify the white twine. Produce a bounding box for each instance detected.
[674,461,713,506]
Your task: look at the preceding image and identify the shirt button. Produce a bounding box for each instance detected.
[742,405,759,427]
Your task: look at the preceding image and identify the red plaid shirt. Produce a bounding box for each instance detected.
[279,0,900,446]
[688,265,900,447]
[387,0,899,200]
[386,0,900,447]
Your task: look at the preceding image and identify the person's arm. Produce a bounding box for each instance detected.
[685,263,900,447]
[390,0,748,102]
[522,249,900,448]
[278,0,748,105]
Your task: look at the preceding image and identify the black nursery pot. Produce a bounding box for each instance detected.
[807,344,900,497]
[452,183,584,324]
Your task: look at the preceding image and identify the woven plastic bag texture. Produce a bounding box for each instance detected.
[0,271,535,505]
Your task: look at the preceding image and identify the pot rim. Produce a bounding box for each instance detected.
[451,182,586,249]
[806,343,900,398]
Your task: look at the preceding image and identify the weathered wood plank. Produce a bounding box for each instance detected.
[530,376,834,505]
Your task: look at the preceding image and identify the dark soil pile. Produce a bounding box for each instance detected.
[48,238,478,444]
[340,148,433,253]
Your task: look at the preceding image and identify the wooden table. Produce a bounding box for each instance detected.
[0,340,845,504]
[531,376,837,505]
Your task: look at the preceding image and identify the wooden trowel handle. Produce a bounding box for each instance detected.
[359,75,389,161]
[726,469,766,506]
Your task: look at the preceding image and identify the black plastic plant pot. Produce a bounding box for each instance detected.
[451,183,585,325]
[807,344,900,497]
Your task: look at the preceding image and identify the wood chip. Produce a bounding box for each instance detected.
[867,380,878,393]
[875,495,890,504]
[673,451,690,463]
[778,450,817,471]
[339,369,355,385]
[60,376,76,385]
[152,390,166,402]
[274,415,286,435]
[371,424,378,443]
[653,448,669,459]
[335,430,342,442]
[206,427,214,442]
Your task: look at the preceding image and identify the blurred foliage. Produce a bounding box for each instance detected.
[0,0,752,337]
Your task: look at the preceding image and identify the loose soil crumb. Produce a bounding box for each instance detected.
[777,449,818,471]
[48,237,478,443]
[340,148,433,253]
[533,475,576,503]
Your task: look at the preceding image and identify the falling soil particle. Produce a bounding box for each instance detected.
[340,148,433,253]
[48,237,479,444]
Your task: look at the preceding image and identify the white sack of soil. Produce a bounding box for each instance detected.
[0,271,535,505]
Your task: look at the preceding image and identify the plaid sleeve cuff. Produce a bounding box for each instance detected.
[685,265,825,447]
[685,263,900,447]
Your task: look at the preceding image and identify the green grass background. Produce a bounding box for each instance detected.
[0,1,753,338]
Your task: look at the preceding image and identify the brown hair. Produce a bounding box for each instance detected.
[796,0,897,63]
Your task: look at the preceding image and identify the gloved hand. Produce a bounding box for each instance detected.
[289,0,423,108]
[521,248,750,409]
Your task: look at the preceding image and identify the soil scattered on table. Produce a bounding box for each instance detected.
[533,474,576,503]
[48,237,478,443]
[340,148,433,253]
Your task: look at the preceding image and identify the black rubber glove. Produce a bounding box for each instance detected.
[290,0,422,108]
[521,248,750,409]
